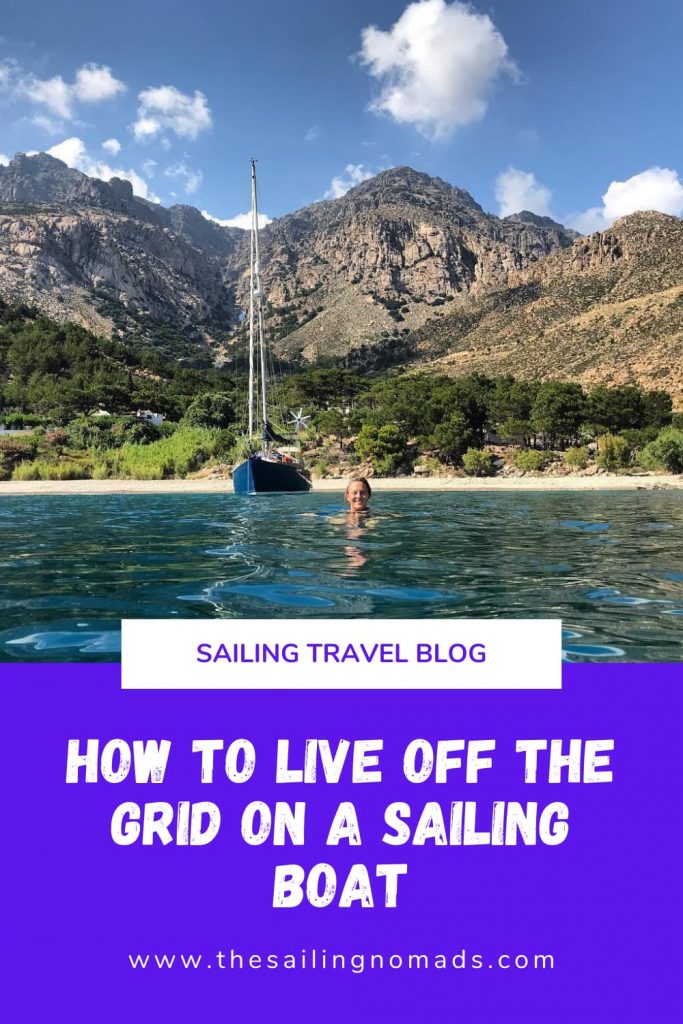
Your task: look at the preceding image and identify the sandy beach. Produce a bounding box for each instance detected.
[1,474,682,496]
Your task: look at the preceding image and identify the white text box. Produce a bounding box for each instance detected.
[121,619,562,689]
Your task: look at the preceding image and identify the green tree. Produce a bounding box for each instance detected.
[429,413,480,466]
[184,392,236,429]
[531,382,586,447]
[276,369,364,411]
[316,408,355,451]
[354,423,408,475]
[586,385,647,433]
[487,377,536,430]
[642,390,673,429]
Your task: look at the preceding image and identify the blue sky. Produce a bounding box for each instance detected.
[1,0,683,231]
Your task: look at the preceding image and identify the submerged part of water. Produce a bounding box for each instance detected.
[1,490,682,662]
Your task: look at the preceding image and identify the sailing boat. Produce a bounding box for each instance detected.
[232,160,312,495]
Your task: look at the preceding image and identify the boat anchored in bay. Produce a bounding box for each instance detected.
[232,160,312,495]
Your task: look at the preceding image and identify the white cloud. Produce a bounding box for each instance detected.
[22,74,73,118]
[495,167,552,217]
[324,163,375,199]
[304,125,320,143]
[0,153,9,166]
[359,0,519,139]
[102,137,121,156]
[132,85,212,140]
[72,64,125,103]
[46,136,158,201]
[0,59,125,121]
[47,137,88,167]
[142,158,157,177]
[164,161,203,195]
[202,209,272,230]
[569,167,683,233]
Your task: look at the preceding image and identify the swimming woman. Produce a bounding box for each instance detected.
[345,476,371,515]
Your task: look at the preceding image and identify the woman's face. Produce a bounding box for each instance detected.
[346,481,370,511]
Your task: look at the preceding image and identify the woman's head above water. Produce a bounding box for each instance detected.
[345,476,372,512]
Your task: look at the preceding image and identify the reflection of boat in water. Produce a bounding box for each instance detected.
[233,160,311,495]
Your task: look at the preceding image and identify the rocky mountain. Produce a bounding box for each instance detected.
[0,155,575,363]
[0,154,681,403]
[227,167,578,360]
[0,153,241,361]
[409,211,683,404]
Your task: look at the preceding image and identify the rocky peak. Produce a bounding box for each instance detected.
[503,209,577,234]
[0,152,165,226]
[168,204,241,256]
[314,166,486,233]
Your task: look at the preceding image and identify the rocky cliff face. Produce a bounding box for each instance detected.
[0,155,577,361]
[0,154,242,358]
[411,211,683,403]
[2,154,681,400]
[225,167,578,360]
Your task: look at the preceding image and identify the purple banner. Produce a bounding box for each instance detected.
[4,664,681,1022]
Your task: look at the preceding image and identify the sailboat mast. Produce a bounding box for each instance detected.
[250,159,268,429]
[247,168,255,441]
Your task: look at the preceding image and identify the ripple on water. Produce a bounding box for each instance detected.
[563,643,626,659]
[560,520,611,532]
[180,579,452,610]
[5,630,121,654]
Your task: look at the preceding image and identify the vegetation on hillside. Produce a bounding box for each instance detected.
[1,302,681,480]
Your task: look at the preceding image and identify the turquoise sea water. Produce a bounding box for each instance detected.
[1,490,682,662]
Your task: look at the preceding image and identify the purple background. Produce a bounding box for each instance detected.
[4,664,681,1022]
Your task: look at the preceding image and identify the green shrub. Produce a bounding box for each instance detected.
[114,420,160,446]
[462,448,493,476]
[514,449,548,472]
[49,462,92,480]
[12,459,92,480]
[212,428,237,459]
[0,412,46,429]
[373,454,402,476]
[66,415,161,451]
[12,460,42,480]
[596,434,630,472]
[157,420,178,438]
[312,459,330,479]
[416,456,444,476]
[637,427,683,473]
[128,462,172,480]
[111,426,218,479]
[563,446,590,470]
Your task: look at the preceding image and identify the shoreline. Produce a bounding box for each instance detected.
[1,474,682,496]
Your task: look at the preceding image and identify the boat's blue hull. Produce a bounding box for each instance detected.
[232,456,311,494]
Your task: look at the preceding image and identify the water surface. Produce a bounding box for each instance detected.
[1,490,682,662]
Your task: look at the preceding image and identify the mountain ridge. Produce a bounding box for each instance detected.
[1,153,681,402]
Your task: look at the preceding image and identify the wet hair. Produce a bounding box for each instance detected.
[345,476,372,497]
